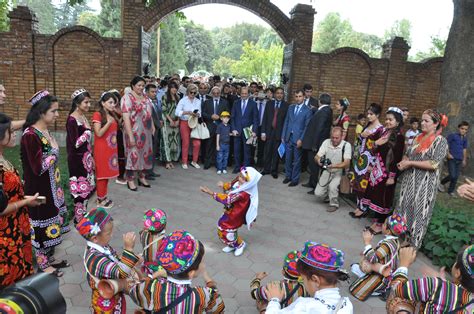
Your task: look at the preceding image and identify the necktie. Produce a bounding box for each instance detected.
[214,99,218,115]
[259,102,264,125]
[242,100,247,114]
[272,101,280,129]
[295,105,300,116]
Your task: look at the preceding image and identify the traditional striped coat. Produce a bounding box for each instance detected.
[250,277,306,307]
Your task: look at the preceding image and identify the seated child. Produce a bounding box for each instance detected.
[387,245,474,313]
[128,229,225,313]
[350,213,407,301]
[139,208,167,276]
[250,250,307,311]
[264,242,353,313]
[76,207,140,313]
[200,166,262,257]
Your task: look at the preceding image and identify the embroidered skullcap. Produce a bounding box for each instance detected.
[462,245,474,278]
[339,97,350,108]
[143,208,167,233]
[29,90,50,106]
[387,107,403,116]
[300,242,345,272]
[156,229,200,275]
[283,250,301,279]
[71,88,87,100]
[76,207,112,240]
[240,166,252,182]
[220,111,231,118]
[386,213,407,236]
[423,109,448,128]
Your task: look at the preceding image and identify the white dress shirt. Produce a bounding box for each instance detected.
[266,288,353,314]
[175,96,201,120]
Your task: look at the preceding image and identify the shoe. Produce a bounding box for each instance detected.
[138,180,151,188]
[448,192,456,198]
[365,226,382,235]
[223,170,227,174]
[204,165,211,170]
[127,181,137,191]
[327,206,338,212]
[182,164,188,169]
[349,210,368,219]
[323,197,330,203]
[191,162,201,169]
[115,178,127,185]
[260,171,269,175]
[271,173,278,179]
[288,182,298,187]
[217,170,222,175]
[50,260,71,269]
[232,168,240,174]
[97,197,114,209]
[283,178,291,184]
[438,183,445,192]
[222,246,235,253]
[234,242,246,256]
[145,175,156,181]
[307,189,314,194]
[301,183,314,188]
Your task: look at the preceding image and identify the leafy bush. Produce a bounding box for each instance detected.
[421,203,474,268]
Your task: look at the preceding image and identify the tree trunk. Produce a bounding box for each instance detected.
[439,0,474,176]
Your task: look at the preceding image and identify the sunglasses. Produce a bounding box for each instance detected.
[189,91,197,95]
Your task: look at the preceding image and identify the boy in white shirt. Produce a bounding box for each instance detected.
[404,117,420,149]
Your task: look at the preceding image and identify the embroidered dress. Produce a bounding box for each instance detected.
[334,113,350,139]
[92,112,119,180]
[84,243,140,313]
[360,132,405,218]
[139,229,164,275]
[351,124,384,211]
[396,135,447,248]
[251,278,306,308]
[66,116,95,222]
[0,160,34,288]
[128,276,225,313]
[21,127,67,269]
[213,178,250,249]
[349,236,400,301]
[121,93,154,171]
[160,96,181,162]
[391,268,473,313]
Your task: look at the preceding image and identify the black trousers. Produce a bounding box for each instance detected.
[263,137,281,175]
[256,126,265,167]
[202,128,217,168]
[306,149,320,188]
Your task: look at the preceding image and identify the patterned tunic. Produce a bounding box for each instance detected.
[334,113,350,140]
[121,93,154,171]
[139,229,164,275]
[128,277,225,313]
[160,96,181,162]
[251,277,306,308]
[66,116,95,221]
[396,135,448,248]
[0,161,34,288]
[92,112,119,180]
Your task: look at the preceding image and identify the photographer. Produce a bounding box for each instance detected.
[314,127,352,212]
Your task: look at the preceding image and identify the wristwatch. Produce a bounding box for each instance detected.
[270,297,281,303]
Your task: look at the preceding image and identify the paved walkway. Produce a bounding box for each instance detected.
[55,165,436,313]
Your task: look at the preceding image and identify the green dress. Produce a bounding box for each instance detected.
[160,96,181,162]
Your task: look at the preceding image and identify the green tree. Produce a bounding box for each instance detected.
[0,0,13,32]
[341,31,383,58]
[257,28,284,49]
[54,1,91,29]
[183,21,216,73]
[212,56,235,78]
[413,34,447,61]
[384,19,412,45]
[17,0,57,34]
[312,12,353,53]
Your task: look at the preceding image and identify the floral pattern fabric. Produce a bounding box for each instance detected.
[92,112,120,180]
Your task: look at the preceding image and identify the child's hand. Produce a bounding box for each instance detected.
[362,229,373,245]
[217,181,224,188]
[399,247,417,268]
[255,271,268,280]
[152,268,167,279]
[200,186,213,195]
[264,281,284,300]
[216,145,220,151]
[123,232,136,251]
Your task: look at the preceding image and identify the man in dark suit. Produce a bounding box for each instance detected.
[301,93,333,193]
[231,86,259,173]
[202,86,229,169]
[303,83,318,109]
[197,82,210,109]
[261,87,289,178]
[281,90,312,186]
[145,83,162,180]
[255,91,268,168]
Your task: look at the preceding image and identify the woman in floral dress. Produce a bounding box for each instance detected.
[0,113,40,287]
[160,82,181,169]
[121,76,154,191]
[21,90,68,276]
[66,89,95,223]
[333,98,351,140]
[349,103,384,218]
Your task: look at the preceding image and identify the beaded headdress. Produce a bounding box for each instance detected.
[71,88,87,100]
[29,90,49,106]
[387,107,403,116]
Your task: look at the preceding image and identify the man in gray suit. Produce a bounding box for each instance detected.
[146,83,162,180]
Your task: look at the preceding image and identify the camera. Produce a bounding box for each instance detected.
[320,156,332,170]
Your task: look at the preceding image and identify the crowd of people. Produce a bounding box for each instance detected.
[0,76,472,313]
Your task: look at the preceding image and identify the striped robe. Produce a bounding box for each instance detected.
[128,277,225,313]
[350,236,400,301]
[250,277,306,308]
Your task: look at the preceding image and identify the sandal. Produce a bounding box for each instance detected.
[51,269,64,277]
[365,226,382,235]
[51,260,71,269]
[97,198,114,209]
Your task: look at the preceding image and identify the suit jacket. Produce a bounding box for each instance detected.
[151,100,163,129]
[202,98,229,132]
[301,105,333,151]
[282,104,312,143]
[197,94,210,110]
[261,99,289,141]
[231,98,259,134]
[305,96,318,110]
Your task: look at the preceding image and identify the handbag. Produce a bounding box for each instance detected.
[190,123,210,140]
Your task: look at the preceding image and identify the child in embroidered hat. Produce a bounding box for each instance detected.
[250,250,307,311]
[76,207,141,313]
[128,229,225,313]
[200,166,262,257]
[349,213,407,301]
[387,245,474,313]
[265,242,353,313]
[139,208,167,277]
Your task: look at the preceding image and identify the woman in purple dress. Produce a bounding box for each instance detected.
[21,90,69,277]
[66,89,95,223]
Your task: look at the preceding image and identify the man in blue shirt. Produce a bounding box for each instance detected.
[439,121,469,196]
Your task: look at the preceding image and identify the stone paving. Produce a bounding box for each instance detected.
[55,165,437,313]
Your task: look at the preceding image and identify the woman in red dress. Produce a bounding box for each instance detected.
[0,113,40,287]
[333,98,351,140]
[92,92,120,208]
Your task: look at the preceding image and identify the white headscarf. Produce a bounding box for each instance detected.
[229,167,262,230]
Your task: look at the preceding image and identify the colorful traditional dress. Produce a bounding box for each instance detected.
[92,112,119,180]
[66,116,95,222]
[120,93,154,172]
[351,124,384,211]
[21,127,67,269]
[0,158,34,288]
[360,132,405,220]
[349,235,400,301]
[396,135,447,248]
[251,278,306,308]
[160,95,181,162]
[139,229,165,276]
[84,242,140,313]
[128,276,225,313]
[334,112,350,140]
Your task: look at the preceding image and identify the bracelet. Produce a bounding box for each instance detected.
[14,202,18,211]
[270,297,280,303]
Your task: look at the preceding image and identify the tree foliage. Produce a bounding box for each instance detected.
[384,19,412,45]
[0,0,12,32]
[18,0,57,34]
[78,0,121,37]
[412,34,447,61]
[183,21,216,73]
[54,1,91,30]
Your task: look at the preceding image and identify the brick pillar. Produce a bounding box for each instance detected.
[381,37,411,106]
